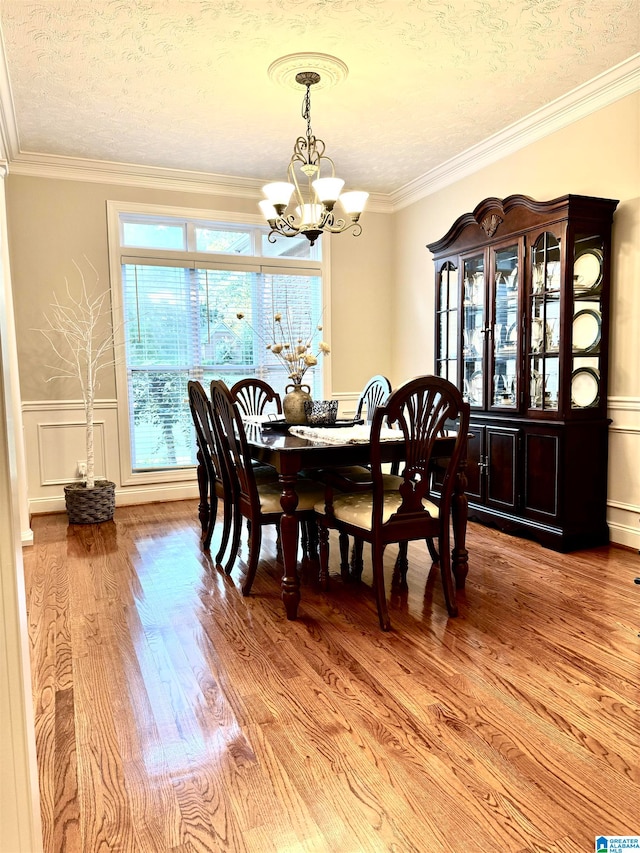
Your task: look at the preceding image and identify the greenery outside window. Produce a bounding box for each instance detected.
[108,202,328,483]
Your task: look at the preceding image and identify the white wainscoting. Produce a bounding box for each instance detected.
[607,396,640,551]
[22,399,198,518]
[334,391,360,420]
[340,391,640,551]
[22,395,639,551]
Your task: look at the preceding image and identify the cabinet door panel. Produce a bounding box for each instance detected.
[464,424,485,502]
[523,431,559,518]
[486,427,519,511]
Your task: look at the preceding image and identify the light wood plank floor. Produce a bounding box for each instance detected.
[23,501,640,853]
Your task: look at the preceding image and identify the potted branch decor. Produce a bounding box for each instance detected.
[37,258,117,523]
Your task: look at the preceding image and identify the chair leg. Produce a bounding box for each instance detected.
[394,540,409,581]
[202,491,217,551]
[305,519,319,564]
[223,503,242,576]
[242,520,263,596]
[339,532,350,581]
[301,520,309,559]
[318,523,330,591]
[275,519,282,557]
[215,497,232,566]
[437,528,458,617]
[350,538,364,581]
[426,537,439,563]
[371,541,390,631]
[196,453,210,537]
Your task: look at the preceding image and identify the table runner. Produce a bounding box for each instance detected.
[288,424,401,445]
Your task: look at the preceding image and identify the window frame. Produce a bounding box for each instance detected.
[107,200,332,486]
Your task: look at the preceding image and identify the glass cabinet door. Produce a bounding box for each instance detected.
[571,232,605,410]
[462,254,485,408]
[529,232,561,412]
[436,261,459,385]
[490,243,519,409]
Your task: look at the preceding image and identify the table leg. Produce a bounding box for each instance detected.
[278,473,300,619]
[451,458,469,589]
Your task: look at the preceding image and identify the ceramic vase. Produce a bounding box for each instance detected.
[283,381,312,424]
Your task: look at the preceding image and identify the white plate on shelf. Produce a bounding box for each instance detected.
[572,309,601,352]
[571,367,599,407]
[469,370,483,405]
[574,248,603,293]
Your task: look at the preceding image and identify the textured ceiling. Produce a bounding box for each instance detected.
[0,0,638,195]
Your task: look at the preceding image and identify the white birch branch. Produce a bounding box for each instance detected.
[33,257,121,489]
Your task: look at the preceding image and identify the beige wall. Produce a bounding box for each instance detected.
[6,176,393,402]
[392,90,640,547]
[6,176,393,513]
[329,210,393,392]
[392,91,640,392]
[5,92,639,543]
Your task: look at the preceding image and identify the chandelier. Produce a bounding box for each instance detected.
[259,70,369,247]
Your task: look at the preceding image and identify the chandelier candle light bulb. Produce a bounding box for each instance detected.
[260,67,368,246]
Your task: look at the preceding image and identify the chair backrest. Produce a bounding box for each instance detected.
[230,378,282,419]
[210,379,259,515]
[369,375,470,524]
[187,380,227,490]
[355,374,392,422]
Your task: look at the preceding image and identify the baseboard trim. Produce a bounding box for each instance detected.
[29,481,199,516]
[607,519,640,551]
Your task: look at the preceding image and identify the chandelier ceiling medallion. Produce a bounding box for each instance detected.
[260,54,368,247]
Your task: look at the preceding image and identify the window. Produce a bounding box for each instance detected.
[108,203,328,481]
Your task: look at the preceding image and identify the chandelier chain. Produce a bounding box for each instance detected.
[302,83,313,142]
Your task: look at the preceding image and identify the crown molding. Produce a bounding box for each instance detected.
[0,29,17,162]
[5,151,392,213]
[391,53,640,211]
[0,15,636,217]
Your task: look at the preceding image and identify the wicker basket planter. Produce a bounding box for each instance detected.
[64,480,116,524]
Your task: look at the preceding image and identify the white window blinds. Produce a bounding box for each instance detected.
[121,260,322,471]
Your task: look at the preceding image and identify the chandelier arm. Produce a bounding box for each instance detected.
[316,150,333,175]
[288,159,306,211]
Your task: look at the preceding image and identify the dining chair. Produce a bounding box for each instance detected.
[210,379,326,595]
[230,377,283,419]
[187,380,234,565]
[312,374,395,577]
[315,375,470,630]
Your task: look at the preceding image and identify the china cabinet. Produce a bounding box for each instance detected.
[428,194,618,551]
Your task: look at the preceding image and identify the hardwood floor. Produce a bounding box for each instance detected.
[23,501,640,853]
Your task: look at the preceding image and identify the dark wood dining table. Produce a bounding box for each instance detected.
[244,423,469,621]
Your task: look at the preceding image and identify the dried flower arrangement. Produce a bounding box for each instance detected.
[236,305,330,384]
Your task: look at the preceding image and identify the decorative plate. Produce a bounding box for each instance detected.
[571,367,600,408]
[573,248,603,294]
[572,309,601,352]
